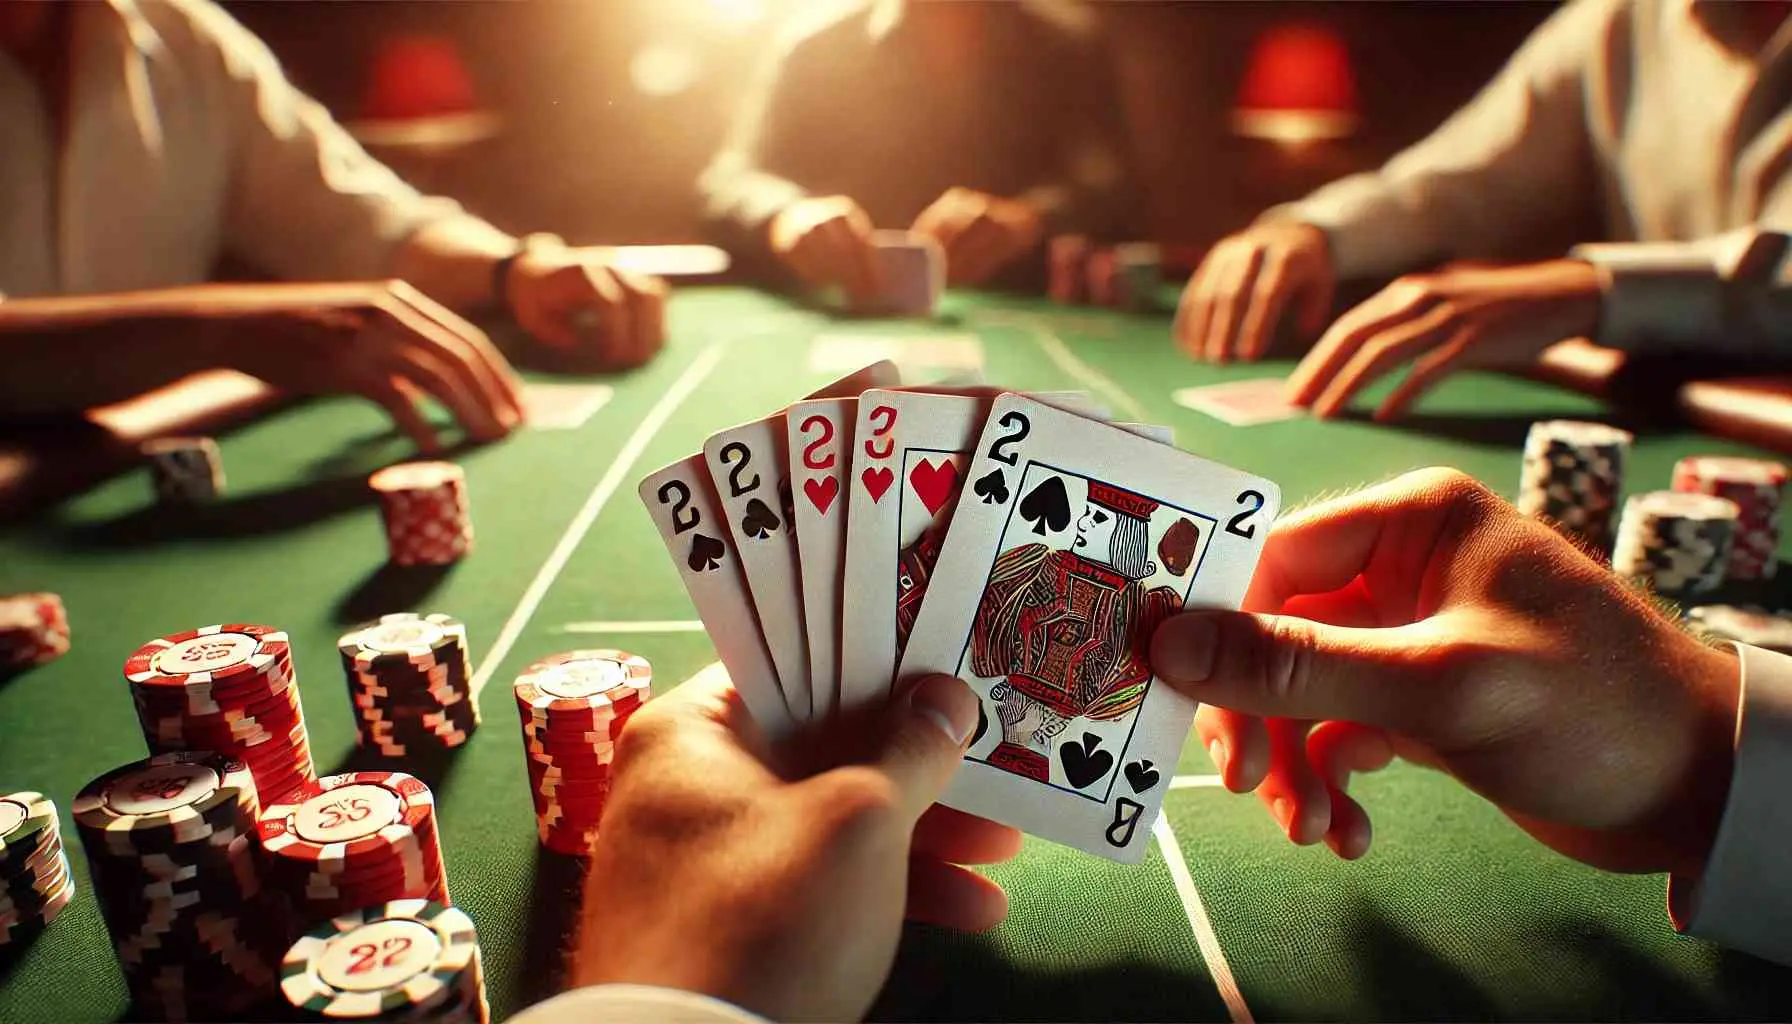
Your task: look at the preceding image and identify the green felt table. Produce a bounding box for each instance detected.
[2,286,1791,1022]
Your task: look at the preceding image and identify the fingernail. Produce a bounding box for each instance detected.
[1272,797,1293,835]
[908,674,976,746]
[1154,615,1218,683]
[1207,737,1227,775]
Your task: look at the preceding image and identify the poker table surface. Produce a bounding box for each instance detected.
[3,285,1792,1023]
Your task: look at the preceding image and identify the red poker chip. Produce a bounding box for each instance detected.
[259,771,437,870]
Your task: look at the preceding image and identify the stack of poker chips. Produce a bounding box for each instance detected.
[1084,243,1161,312]
[259,771,450,925]
[0,592,70,669]
[512,650,652,856]
[338,613,480,755]
[280,899,489,1023]
[371,462,476,567]
[0,791,76,950]
[73,752,283,1021]
[125,624,318,806]
[142,436,226,503]
[1516,420,1634,553]
[1612,491,1740,597]
[1671,455,1787,581]
[1688,604,1792,653]
[1047,234,1092,304]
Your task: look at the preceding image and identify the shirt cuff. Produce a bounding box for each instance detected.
[1667,642,1792,965]
[1568,241,1727,352]
[508,984,769,1024]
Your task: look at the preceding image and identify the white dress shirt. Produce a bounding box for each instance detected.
[0,0,487,299]
[1273,0,1792,355]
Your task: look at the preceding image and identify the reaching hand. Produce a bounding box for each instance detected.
[1177,221,1334,363]
[910,187,1044,287]
[573,664,1021,1023]
[1150,468,1740,878]
[215,280,523,452]
[1285,258,1602,421]
[506,246,668,371]
[770,195,882,306]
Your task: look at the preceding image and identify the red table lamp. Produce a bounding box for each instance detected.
[347,35,500,152]
[1232,23,1359,145]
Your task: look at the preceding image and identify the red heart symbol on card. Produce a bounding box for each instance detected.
[803,476,839,516]
[908,458,961,516]
[861,466,894,503]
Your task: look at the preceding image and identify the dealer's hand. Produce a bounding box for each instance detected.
[505,244,668,371]
[1177,220,1334,364]
[1285,258,1602,421]
[1150,468,1739,878]
[769,195,882,306]
[911,187,1044,287]
[572,664,1019,1023]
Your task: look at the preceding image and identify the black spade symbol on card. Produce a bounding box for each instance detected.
[1059,732,1112,789]
[739,498,781,540]
[687,533,725,572]
[1124,759,1160,793]
[973,468,1009,505]
[1019,476,1071,536]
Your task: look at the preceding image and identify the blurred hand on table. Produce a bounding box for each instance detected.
[503,243,668,371]
[910,186,1044,288]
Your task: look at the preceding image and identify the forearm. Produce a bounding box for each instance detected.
[391,218,521,316]
[698,152,808,278]
[0,291,229,415]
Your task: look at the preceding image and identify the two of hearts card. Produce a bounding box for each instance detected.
[638,366,1281,862]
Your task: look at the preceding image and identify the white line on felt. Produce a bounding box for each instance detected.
[1155,816,1254,1024]
[556,620,706,634]
[1023,321,1150,422]
[1171,774,1225,789]
[468,342,726,699]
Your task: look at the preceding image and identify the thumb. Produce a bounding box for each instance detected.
[1151,610,1434,732]
[874,674,981,823]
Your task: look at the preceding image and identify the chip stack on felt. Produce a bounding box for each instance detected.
[1612,491,1740,597]
[258,770,450,925]
[142,436,226,503]
[280,899,489,1023]
[74,752,282,1021]
[1047,234,1092,304]
[0,791,75,950]
[1671,455,1786,581]
[338,613,480,755]
[370,462,475,566]
[512,650,652,855]
[125,624,317,806]
[1516,420,1633,553]
[0,593,70,669]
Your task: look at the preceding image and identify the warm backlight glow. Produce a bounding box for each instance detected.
[707,0,767,25]
[1234,23,1359,143]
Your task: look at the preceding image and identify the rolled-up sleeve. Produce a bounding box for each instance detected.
[509,984,767,1024]
[173,0,488,282]
[1668,642,1792,964]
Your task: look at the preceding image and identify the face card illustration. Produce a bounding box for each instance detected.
[1172,379,1304,426]
[703,415,812,721]
[898,394,1280,862]
[639,456,795,740]
[786,397,857,720]
[838,389,1106,712]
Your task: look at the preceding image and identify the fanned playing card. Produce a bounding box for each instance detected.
[837,389,1106,712]
[638,455,795,739]
[898,393,1280,862]
[786,397,857,720]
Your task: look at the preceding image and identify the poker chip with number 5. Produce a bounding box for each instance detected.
[259,771,450,922]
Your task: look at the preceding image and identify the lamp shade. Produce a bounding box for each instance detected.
[1233,24,1358,144]
[349,35,500,151]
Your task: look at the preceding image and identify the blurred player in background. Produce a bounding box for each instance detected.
[700,0,1139,306]
[506,469,1790,1024]
[0,0,666,452]
[1178,0,1792,422]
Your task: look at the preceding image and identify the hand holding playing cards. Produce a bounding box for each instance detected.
[574,664,1019,1023]
[770,195,882,306]
[1285,259,1602,421]
[911,187,1045,287]
[1177,220,1334,363]
[1150,468,1740,878]
[505,244,669,370]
